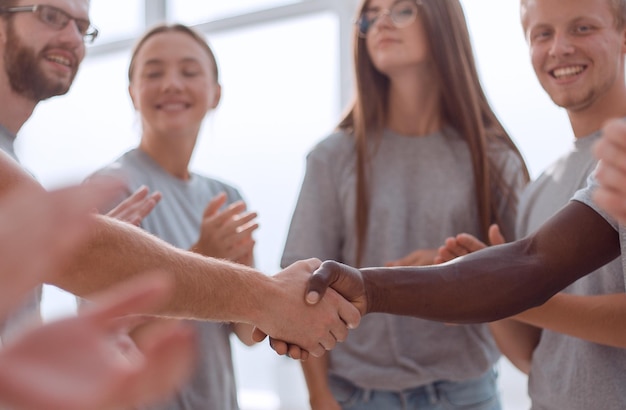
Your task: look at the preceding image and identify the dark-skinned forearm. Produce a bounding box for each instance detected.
[361,202,620,323]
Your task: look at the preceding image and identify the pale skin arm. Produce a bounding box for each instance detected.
[514,293,626,348]
[301,355,340,410]
[0,274,196,410]
[191,191,259,345]
[489,293,626,371]
[61,222,357,357]
[593,118,626,224]
[0,174,194,409]
[108,189,259,345]
[487,320,540,374]
[0,154,360,357]
[0,177,122,317]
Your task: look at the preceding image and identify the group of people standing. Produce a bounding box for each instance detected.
[1,0,626,409]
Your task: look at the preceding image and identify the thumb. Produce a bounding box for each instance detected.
[305,260,346,305]
[488,224,506,246]
[251,327,267,343]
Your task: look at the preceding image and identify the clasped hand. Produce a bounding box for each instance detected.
[254,259,368,360]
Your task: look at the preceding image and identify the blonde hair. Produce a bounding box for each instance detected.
[520,0,626,29]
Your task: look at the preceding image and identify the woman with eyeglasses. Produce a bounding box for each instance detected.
[90,24,258,410]
[281,0,529,409]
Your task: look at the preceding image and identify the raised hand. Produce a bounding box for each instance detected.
[434,224,505,264]
[593,118,626,224]
[106,185,162,226]
[192,192,258,265]
[386,248,438,267]
[0,274,196,410]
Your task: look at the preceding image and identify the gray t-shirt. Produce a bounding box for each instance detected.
[574,170,626,285]
[0,125,42,345]
[282,128,527,390]
[93,148,241,410]
[520,134,626,409]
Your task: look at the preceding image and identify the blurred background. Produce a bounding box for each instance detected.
[24,0,577,408]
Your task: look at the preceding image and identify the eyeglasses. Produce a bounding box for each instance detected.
[0,4,98,44]
[356,0,420,37]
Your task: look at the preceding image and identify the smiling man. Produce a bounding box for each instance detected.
[425,0,626,407]
[0,0,93,344]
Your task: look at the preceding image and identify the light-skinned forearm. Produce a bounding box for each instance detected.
[0,157,260,324]
[50,214,269,325]
[488,319,540,374]
[513,292,626,348]
[233,322,257,346]
[302,355,339,410]
[50,218,359,356]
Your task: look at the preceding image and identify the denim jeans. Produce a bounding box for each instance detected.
[328,368,501,410]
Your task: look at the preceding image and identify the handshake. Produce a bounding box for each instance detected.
[0,177,369,410]
[249,258,369,361]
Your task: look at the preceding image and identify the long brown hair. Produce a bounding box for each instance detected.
[341,0,530,266]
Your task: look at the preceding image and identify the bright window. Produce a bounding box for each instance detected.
[169,0,303,24]
[89,0,144,42]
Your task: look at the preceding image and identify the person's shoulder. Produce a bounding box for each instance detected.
[88,150,137,182]
[192,173,244,200]
[98,149,142,169]
[308,129,354,160]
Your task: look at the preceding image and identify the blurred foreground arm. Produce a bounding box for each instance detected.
[0,177,121,317]
[0,274,196,410]
[0,154,358,357]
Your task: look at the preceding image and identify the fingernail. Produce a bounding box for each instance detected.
[305,292,320,304]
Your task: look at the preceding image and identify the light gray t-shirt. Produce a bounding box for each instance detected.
[93,148,241,410]
[282,128,527,390]
[574,170,626,286]
[519,134,626,409]
[0,125,42,345]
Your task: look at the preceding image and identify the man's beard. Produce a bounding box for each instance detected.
[4,22,77,101]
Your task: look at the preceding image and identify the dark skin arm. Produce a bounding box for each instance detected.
[306,201,619,323]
